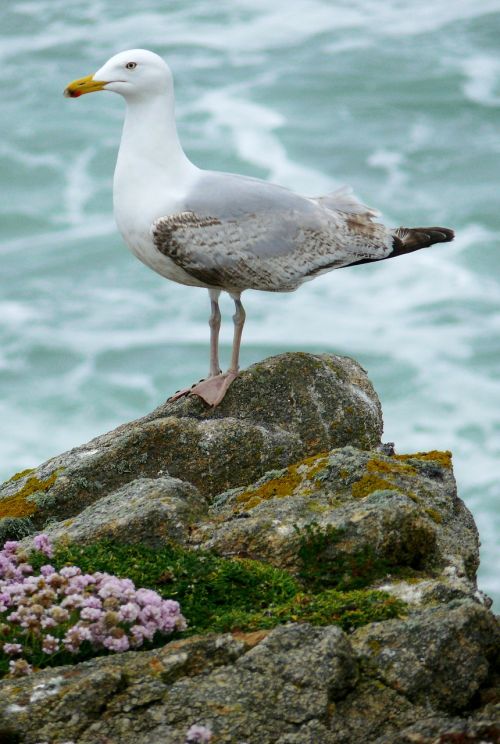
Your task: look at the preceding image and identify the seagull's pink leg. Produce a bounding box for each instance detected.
[169,289,221,401]
[208,289,222,377]
[188,293,245,406]
[228,293,245,375]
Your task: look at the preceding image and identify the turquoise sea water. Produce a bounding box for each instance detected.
[1,1,499,605]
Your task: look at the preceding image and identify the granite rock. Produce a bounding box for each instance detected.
[0,352,498,744]
[40,476,207,547]
[0,352,382,539]
[193,446,479,599]
[0,624,357,744]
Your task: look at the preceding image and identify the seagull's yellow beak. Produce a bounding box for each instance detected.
[63,74,107,98]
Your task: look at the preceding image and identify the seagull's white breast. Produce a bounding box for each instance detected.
[113,161,208,288]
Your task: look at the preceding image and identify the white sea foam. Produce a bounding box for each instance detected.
[194,86,335,194]
[63,147,98,225]
[461,55,500,107]
[1,0,499,607]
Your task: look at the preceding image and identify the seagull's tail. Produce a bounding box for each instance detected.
[348,226,454,267]
[391,226,455,256]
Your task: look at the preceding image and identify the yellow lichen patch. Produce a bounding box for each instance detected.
[394,450,452,469]
[425,507,443,524]
[7,468,35,483]
[306,501,329,514]
[367,458,417,476]
[351,474,397,500]
[367,638,382,654]
[235,452,329,511]
[0,471,59,519]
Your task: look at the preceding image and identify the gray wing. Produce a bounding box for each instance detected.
[151,173,394,292]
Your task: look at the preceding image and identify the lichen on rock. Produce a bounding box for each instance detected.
[0,352,497,744]
[0,352,383,537]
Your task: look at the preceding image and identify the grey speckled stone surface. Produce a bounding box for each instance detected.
[40,476,207,547]
[0,351,498,743]
[192,445,480,595]
[0,609,497,744]
[0,352,382,538]
[0,624,357,744]
[352,600,499,712]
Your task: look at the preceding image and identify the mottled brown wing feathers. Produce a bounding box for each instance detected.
[304,213,390,277]
[152,212,228,287]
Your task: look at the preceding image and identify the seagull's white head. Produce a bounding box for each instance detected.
[64,49,173,101]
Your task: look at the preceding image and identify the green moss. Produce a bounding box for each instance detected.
[322,356,349,381]
[210,588,406,633]
[295,522,427,592]
[296,523,390,590]
[0,516,35,543]
[0,538,408,678]
[32,540,298,636]
[0,471,61,519]
[28,539,406,642]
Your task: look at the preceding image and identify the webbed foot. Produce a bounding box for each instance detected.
[189,370,239,406]
[168,378,207,402]
[169,371,239,406]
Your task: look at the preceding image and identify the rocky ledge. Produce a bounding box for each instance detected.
[0,353,498,744]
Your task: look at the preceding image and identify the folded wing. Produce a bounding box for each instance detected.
[151,173,394,292]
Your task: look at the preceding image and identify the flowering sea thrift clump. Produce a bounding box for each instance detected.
[185,724,213,742]
[0,535,186,677]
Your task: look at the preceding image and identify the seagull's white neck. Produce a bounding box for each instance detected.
[114,91,198,201]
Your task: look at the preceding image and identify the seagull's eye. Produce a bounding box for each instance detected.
[125,62,137,70]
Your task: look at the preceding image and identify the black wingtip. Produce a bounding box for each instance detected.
[429,227,455,243]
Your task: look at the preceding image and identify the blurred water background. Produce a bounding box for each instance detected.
[0,0,499,605]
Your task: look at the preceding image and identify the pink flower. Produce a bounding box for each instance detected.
[42,635,60,654]
[129,625,146,646]
[1,537,186,668]
[2,541,20,554]
[118,602,140,623]
[59,566,81,579]
[33,534,54,558]
[40,616,57,629]
[135,588,162,607]
[80,607,102,622]
[98,576,135,599]
[162,599,181,614]
[139,604,162,625]
[8,659,32,676]
[185,724,212,742]
[81,596,102,609]
[63,624,92,653]
[0,591,10,611]
[102,634,130,652]
[61,594,84,610]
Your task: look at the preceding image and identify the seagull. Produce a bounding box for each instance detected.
[64,49,454,406]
